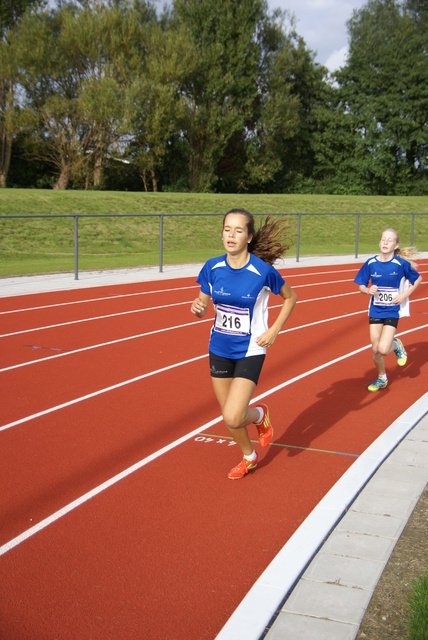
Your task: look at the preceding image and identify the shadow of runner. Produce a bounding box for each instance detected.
[259,340,426,469]
[275,375,380,459]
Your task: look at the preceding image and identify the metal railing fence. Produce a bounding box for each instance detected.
[0,211,426,280]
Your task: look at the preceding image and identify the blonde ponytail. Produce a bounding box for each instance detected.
[381,227,419,269]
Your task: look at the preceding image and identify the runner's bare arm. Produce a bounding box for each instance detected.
[256,282,297,348]
[191,291,211,318]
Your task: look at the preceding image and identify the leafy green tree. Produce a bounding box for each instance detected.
[14,1,147,189]
[172,0,270,192]
[14,7,87,189]
[0,0,44,187]
[405,0,428,49]
[307,85,364,194]
[336,0,428,194]
[59,1,146,188]
[128,20,195,191]
[170,0,329,193]
[235,12,302,192]
[256,30,328,193]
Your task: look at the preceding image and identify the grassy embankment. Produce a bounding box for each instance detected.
[406,573,428,640]
[0,190,427,276]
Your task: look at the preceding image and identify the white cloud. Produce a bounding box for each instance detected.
[268,0,366,70]
[325,45,348,72]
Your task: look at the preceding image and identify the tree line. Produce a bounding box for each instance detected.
[1,0,427,194]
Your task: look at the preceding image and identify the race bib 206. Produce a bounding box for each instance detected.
[373,287,399,306]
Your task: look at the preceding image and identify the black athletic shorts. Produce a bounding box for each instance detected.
[369,316,399,328]
[209,352,265,385]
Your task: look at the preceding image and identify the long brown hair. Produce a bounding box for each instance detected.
[381,227,419,269]
[223,208,291,265]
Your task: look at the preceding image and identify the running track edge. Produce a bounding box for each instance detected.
[214,391,428,640]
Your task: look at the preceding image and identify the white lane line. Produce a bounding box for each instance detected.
[284,268,360,277]
[0,270,359,316]
[279,310,365,335]
[0,300,192,338]
[4,282,425,341]
[1,323,427,556]
[0,346,366,556]
[0,415,222,558]
[0,285,199,315]
[1,265,426,319]
[0,279,359,337]
[0,299,363,373]
[0,354,207,432]
[0,319,213,373]
[3,277,425,339]
[1,294,427,373]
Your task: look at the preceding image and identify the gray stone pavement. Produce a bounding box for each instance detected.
[1,254,427,640]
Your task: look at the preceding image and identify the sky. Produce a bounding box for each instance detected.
[267,0,368,71]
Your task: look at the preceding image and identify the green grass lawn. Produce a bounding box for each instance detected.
[1,190,427,276]
[406,572,428,640]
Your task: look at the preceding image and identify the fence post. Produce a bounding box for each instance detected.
[74,215,79,280]
[296,212,301,262]
[411,212,415,246]
[355,212,360,258]
[159,214,164,273]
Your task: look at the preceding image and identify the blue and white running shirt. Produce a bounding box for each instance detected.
[197,253,285,359]
[354,255,420,318]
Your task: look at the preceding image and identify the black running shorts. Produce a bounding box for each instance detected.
[369,316,399,328]
[209,352,265,385]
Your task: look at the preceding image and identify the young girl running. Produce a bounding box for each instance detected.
[191,208,297,479]
[354,227,422,392]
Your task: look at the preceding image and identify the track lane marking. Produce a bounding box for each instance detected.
[0,318,213,372]
[0,354,208,432]
[2,276,425,338]
[3,294,428,373]
[0,296,363,372]
[1,264,426,318]
[0,281,357,338]
[1,322,428,557]
[0,285,200,315]
[0,300,194,338]
[0,268,369,316]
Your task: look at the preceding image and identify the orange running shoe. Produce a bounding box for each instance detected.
[255,404,273,447]
[227,454,258,480]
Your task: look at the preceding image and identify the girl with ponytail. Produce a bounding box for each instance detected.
[191,209,297,479]
[354,227,422,392]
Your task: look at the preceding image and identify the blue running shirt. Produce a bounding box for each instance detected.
[354,255,420,318]
[197,253,285,358]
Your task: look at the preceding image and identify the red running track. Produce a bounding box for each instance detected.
[1,262,427,639]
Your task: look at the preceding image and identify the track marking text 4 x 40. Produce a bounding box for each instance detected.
[196,434,359,458]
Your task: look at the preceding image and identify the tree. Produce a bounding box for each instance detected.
[172,0,270,192]
[128,19,195,192]
[405,0,428,49]
[59,1,146,188]
[336,0,428,194]
[231,11,303,192]
[253,28,326,193]
[14,1,145,189]
[14,6,86,189]
[0,0,44,187]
